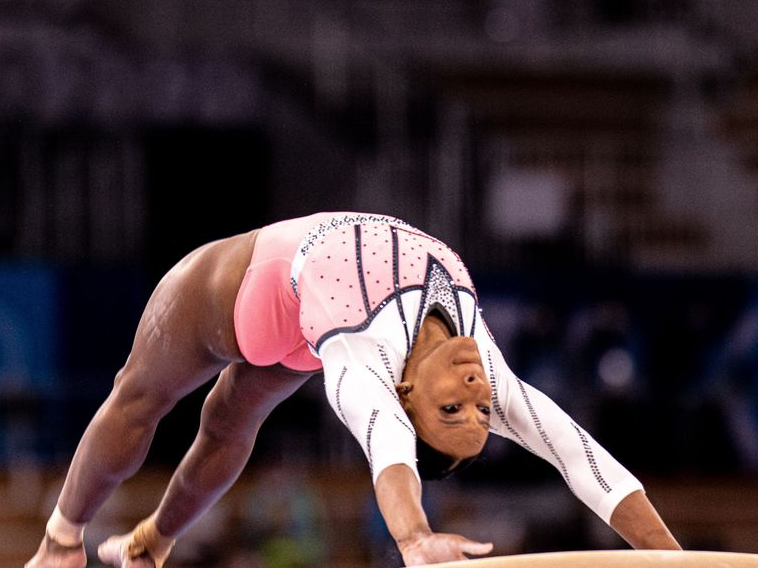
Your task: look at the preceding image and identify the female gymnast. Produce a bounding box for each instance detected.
[25,212,681,568]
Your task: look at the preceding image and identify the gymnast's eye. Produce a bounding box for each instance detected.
[478,405,491,416]
[441,404,460,414]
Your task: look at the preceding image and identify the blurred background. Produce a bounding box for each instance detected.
[1,0,758,566]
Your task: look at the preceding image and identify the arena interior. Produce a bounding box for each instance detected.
[2,1,758,567]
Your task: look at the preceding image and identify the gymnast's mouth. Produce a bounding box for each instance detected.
[452,356,484,368]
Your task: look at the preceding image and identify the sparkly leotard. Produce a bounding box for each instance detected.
[234,212,643,525]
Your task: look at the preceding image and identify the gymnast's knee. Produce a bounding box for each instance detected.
[198,394,262,445]
[107,367,179,426]
[198,379,269,443]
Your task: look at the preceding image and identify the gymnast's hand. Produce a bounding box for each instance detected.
[398,531,493,566]
[375,464,493,566]
[24,533,87,568]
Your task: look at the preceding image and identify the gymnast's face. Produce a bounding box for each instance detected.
[397,335,491,463]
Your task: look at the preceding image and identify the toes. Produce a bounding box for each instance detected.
[98,537,156,568]
[98,537,126,566]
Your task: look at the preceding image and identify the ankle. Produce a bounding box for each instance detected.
[46,506,85,548]
[127,515,175,568]
[44,532,84,553]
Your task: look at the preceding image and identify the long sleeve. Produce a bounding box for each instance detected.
[475,317,644,525]
[319,332,420,484]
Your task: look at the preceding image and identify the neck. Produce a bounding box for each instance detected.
[424,311,453,339]
[404,313,451,379]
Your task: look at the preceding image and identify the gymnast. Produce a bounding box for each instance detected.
[25,212,681,568]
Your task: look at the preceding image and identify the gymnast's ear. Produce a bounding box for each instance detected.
[396,381,413,399]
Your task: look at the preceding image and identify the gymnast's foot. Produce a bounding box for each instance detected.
[25,534,87,568]
[98,534,156,568]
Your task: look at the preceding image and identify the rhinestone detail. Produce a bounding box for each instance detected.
[487,351,535,454]
[291,214,411,298]
[516,377,575,495]
[571,422,612,493]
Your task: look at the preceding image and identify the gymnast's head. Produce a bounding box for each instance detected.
[396,331,491,480]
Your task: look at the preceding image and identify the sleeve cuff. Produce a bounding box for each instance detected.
[371,457,421,486]
[597,476,645,525]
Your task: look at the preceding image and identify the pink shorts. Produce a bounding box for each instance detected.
[233,213,330,372]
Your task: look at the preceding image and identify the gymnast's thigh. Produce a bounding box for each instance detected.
[114,239,250,409]
[201,361,314,436]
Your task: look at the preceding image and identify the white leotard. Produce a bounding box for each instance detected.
[286,213,643,525]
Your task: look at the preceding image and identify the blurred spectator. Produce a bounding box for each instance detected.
[238,467,327,568]
[214,549,267,568]
[563,299,650,469]
[566,300,640,397]
[697,293,758,471]
[509,304,568,405]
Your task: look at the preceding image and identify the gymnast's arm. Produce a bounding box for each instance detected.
[375,464,493,565]
[476,321,680,550]
[319,335,492,565]
[610,490,681,549]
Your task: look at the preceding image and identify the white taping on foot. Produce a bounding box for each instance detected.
[46,505,85,547]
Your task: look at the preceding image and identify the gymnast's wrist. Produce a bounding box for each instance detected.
[396,527,433,551]
[635,527,682,550]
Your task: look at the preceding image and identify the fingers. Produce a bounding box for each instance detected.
[400,532,494,566]
[458,536,494,556]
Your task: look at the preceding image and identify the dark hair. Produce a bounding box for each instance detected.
[416,437,478,480]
